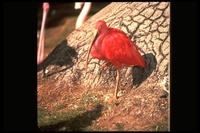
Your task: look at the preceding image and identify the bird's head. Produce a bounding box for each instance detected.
[94,20,107,34]
[85,20,107,70]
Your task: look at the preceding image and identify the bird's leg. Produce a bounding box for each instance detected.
[101,61,112,69]
[37,3,49,64]
[114,69,120,99]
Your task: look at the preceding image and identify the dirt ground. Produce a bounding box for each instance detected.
[37,2,169,131]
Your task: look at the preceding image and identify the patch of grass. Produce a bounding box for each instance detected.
[38,107,48,118]
[115,122,124,131]
[38,107,53,127]
[83,125,107,131]
[38,107,86,129]
[56,104,67,110]
[76,106,86,112]
[150,116,169,131]
[38,104,103,131]
[81,91,103,106]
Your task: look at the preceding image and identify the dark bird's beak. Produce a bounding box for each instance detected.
[85,29,98,70]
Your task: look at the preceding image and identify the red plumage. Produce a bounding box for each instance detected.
[86,20,146,99]
[91,20,146,69]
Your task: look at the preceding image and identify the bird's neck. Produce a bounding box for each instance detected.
[99,27,109,35]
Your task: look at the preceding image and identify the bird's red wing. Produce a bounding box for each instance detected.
[102,28,146,68]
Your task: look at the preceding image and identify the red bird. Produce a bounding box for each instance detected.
[85,20,146,99]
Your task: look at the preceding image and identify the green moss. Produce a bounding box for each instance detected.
[115,122,124,131]
[150,116,169,131]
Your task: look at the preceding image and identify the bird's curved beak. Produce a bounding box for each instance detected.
[85,29,98,70]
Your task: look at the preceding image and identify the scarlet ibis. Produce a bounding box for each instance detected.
[37,2,49,64]
[74,2,92,29]
[85,20,146,99]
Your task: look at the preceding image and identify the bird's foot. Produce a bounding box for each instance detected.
[105,97,117,103]
[104,93,122,102]
[104,96,122,107]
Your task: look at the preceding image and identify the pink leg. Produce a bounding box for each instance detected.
[115,69,120,99]
[75,2,91,29]
[37,3,49,64]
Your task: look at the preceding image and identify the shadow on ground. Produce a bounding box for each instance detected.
[38,104,103,131]
[37,39,77,77]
